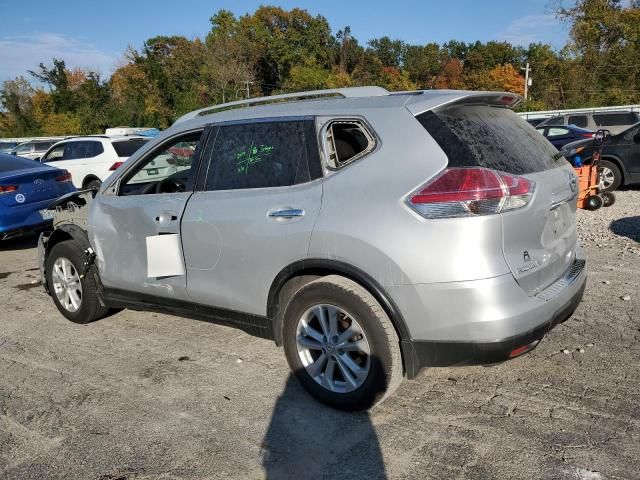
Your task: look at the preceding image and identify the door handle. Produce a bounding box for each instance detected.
[268,208,305,219]
[155,212,178,224]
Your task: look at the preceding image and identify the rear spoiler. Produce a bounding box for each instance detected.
[405,91,523,116]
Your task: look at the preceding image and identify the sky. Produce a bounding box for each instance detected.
[0,0,570,83]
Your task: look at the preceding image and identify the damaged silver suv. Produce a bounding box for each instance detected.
[39,87,586,410]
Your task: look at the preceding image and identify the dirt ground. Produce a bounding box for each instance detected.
[1,190,638,480]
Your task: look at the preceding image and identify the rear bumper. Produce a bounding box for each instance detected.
[391,251,587,378]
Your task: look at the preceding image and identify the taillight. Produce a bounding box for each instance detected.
[56,171,72,182]
[408,168,535,219]
[0,185,18,194]
[109,162,123,171]
[581,133,595,138]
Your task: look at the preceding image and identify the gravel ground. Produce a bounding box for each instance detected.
[0,189,638,480]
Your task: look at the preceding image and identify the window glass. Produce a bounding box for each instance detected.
[416,106,561,175]
[567,115,588,128]
[63,141,94,160]
[112,138,149,157]
[15,143,32,154]
[593,112,637,126]
[205,120,320,191]
[34,142,53,151]
[326,121,374,168]
[547,127,570,138]
[42,144,66,162]
[120,131,201,195]
[90,141,104,157]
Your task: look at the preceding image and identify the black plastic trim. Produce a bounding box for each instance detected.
[267,259,412,343]
[102,288,273,340]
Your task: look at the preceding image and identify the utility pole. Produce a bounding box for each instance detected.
[243,80,254,99]
[521,63,531,101]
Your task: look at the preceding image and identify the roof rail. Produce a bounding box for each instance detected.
[173,86,389,125]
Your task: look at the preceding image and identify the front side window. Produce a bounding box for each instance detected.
[119,131,202,195]
[42,144,66,162]
[15,143,33,154]
[205,119,321,191]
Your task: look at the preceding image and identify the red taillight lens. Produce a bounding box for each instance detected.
[0,185,18,194]
[109,162,123,171]
[409,168,535,219]
[581,133,595,138]
[56,171,72,182]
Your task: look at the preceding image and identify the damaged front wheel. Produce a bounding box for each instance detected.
[46,240,109,323]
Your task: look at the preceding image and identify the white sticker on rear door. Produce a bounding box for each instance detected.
[146,234,185,278]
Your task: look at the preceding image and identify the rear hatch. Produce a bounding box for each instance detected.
[415,100,578,295]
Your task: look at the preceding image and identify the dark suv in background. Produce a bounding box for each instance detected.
[538,111,639,135]
[562,122,640,190]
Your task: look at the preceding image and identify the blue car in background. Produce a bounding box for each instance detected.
[536,124,595,150]
[0,153,75,240]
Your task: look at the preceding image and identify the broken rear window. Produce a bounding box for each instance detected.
[417,105,561,174]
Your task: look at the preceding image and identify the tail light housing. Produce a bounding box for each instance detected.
[109,161,123,171]
[408,168,535,219]
[581,133,595,138]
[56,171,72,182]
[0,185,18,194]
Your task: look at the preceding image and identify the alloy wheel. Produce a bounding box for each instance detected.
[52,257,83,313]
[296,304,371,393]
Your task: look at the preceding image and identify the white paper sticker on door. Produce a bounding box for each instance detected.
[146,234,185,278]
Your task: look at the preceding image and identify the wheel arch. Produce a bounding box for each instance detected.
[600,155,627,185]
[267,259,413,360]
[82,175,102,189]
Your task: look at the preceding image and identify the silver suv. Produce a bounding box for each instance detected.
[38,87,586,410]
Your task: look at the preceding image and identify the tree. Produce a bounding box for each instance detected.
[0,77,38,136]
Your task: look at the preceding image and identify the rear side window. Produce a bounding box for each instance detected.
[593,112,638,127]
[325,121,375,168]
[0,153,40,172]
[416,105,561,174]
[205,120,321,191]
[568,115,588,128]
[112,138,149,157]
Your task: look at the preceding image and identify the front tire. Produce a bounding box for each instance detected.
[45,240,108,324]
[599,160,621,191]
[282,275,403,411]
[85,179,102,191]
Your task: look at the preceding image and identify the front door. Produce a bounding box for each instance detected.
[182,118,323,316]
[88,128,207,301]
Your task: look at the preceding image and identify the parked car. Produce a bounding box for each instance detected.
[561,121,640,191]
[0,153,75,240]
[39,136,150,190]
[0,141,19,153]
[536,125,595,150]
[38,87,586,410]
[11,140,58,160]
[537,111,640,134]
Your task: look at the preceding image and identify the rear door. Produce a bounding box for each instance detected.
[88,129,207,301]
[416,103,578,295]
[181,117,323,316]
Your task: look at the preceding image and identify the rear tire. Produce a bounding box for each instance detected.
[599,160,621,191]
[602,191,616,207]
[282,275,403,411]
[45,240,109,324]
